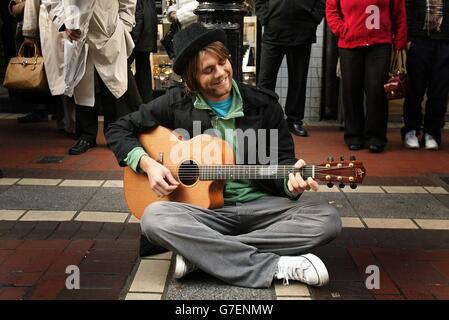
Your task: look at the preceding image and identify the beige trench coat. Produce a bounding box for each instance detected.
[23,0,136,107]
[23,0,65,96]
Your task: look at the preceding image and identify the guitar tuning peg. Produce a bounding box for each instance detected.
[327,156,334,162]
[340,156,344,161]
[350,155,356,161]
[339,183,345,189]
[350,183,357,189]
[327,182,334,188]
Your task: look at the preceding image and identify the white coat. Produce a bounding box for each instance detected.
[23,0,136,107]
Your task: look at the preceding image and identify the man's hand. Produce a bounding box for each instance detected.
[287,159,319,196]
[139,155,179,197]
[65,29,81,42]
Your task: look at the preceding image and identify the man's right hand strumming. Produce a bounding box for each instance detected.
[139,155,179,197]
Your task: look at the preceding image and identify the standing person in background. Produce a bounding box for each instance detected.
[57,0,138,155]
[160,5,182,59]
[326,0,407,153]
[255,0,325,137]
[0,0,16,65]
[402,0,449,151]
[131,0,158,103]
[18,0,65,127]
[176,0,198,26]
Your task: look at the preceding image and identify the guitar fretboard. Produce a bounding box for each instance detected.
[198,165,315,180]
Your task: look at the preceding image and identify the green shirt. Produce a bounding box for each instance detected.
[124,79,296,204]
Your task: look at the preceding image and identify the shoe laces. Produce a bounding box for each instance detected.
[277,258,311,286]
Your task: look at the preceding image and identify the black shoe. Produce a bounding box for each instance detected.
[139,235,169,257]
[17,111,48,123]
[68,139,96,155]
[369,145,384,153]
[348,144,363,151]
[288,122,308,137]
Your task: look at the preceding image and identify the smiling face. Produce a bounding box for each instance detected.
[196,50,233,102]
[183,41,233,101]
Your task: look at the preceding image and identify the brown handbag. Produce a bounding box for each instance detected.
[3,42,49,92]
[384,50,409,100]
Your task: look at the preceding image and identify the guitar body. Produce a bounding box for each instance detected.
[124,126,235,219]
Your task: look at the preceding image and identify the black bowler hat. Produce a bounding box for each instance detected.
[173,23,227,76]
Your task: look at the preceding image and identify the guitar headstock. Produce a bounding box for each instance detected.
[314,157,366,189]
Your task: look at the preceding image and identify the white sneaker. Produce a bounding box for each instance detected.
[404,130,420,149]
[275,254,329,287]
[424,134,439,150]
[174,254,197,279]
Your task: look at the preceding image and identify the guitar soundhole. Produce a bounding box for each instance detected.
[178,160,199,186]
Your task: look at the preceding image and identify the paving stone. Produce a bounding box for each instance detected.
[20,211,76,222]
[342,186,384,194]
[363,218,418,229]
[424,187,449,195]
[341,217,365,228]
[346,194,449,219]
[27,275,67,300]
[103,180,123,188]
[0,186,97,211]
[57,288,122,300]
[274,282,310,297]
[300,192,358,217]
[434,195,449,210]
[164,270,275,300]
[18,179,62,186]
[414,219,449,230]
[24,221,60,240]
[125,293,161,300]
[129,259,170,293]
[0,178,19,186]
[75,211,128,223]
[0,210,26,221]
[80,274,128,290]
[71,223,104,239]
[60,180,104,187]
[0,221,37,239]
[48,222,83,240]
[83,188,129,213]
[309,281,374,300]
[0,186,11,194]
[0,287,28,300]
[382,186,428,194]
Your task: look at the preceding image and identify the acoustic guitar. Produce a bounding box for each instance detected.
[124,126,366,219]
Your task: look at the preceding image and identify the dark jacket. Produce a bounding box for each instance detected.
[106,83,300,200]
[131,0,158,52]
[406,0,449,41]
[255,0,325,45]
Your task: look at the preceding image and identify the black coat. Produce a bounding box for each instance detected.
[406,0,449,41]
[106,83,300,199]
[131,0,158,52]
[255,0,325,45]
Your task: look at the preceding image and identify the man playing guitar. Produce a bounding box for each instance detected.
[106,23,342,288]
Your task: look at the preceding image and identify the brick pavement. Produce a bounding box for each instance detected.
[1,118,449,300]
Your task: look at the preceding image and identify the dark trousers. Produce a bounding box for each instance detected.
[339,44,391,147]
[258,41,312,123]
[76,69,142,142]
[402,38,449,145]
[133,51,153,104]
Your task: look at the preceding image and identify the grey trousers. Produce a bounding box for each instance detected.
[140,196,342,288]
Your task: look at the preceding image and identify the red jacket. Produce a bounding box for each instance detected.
[326,0,407,50]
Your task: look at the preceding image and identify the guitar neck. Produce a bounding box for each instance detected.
[198,165,315,180]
